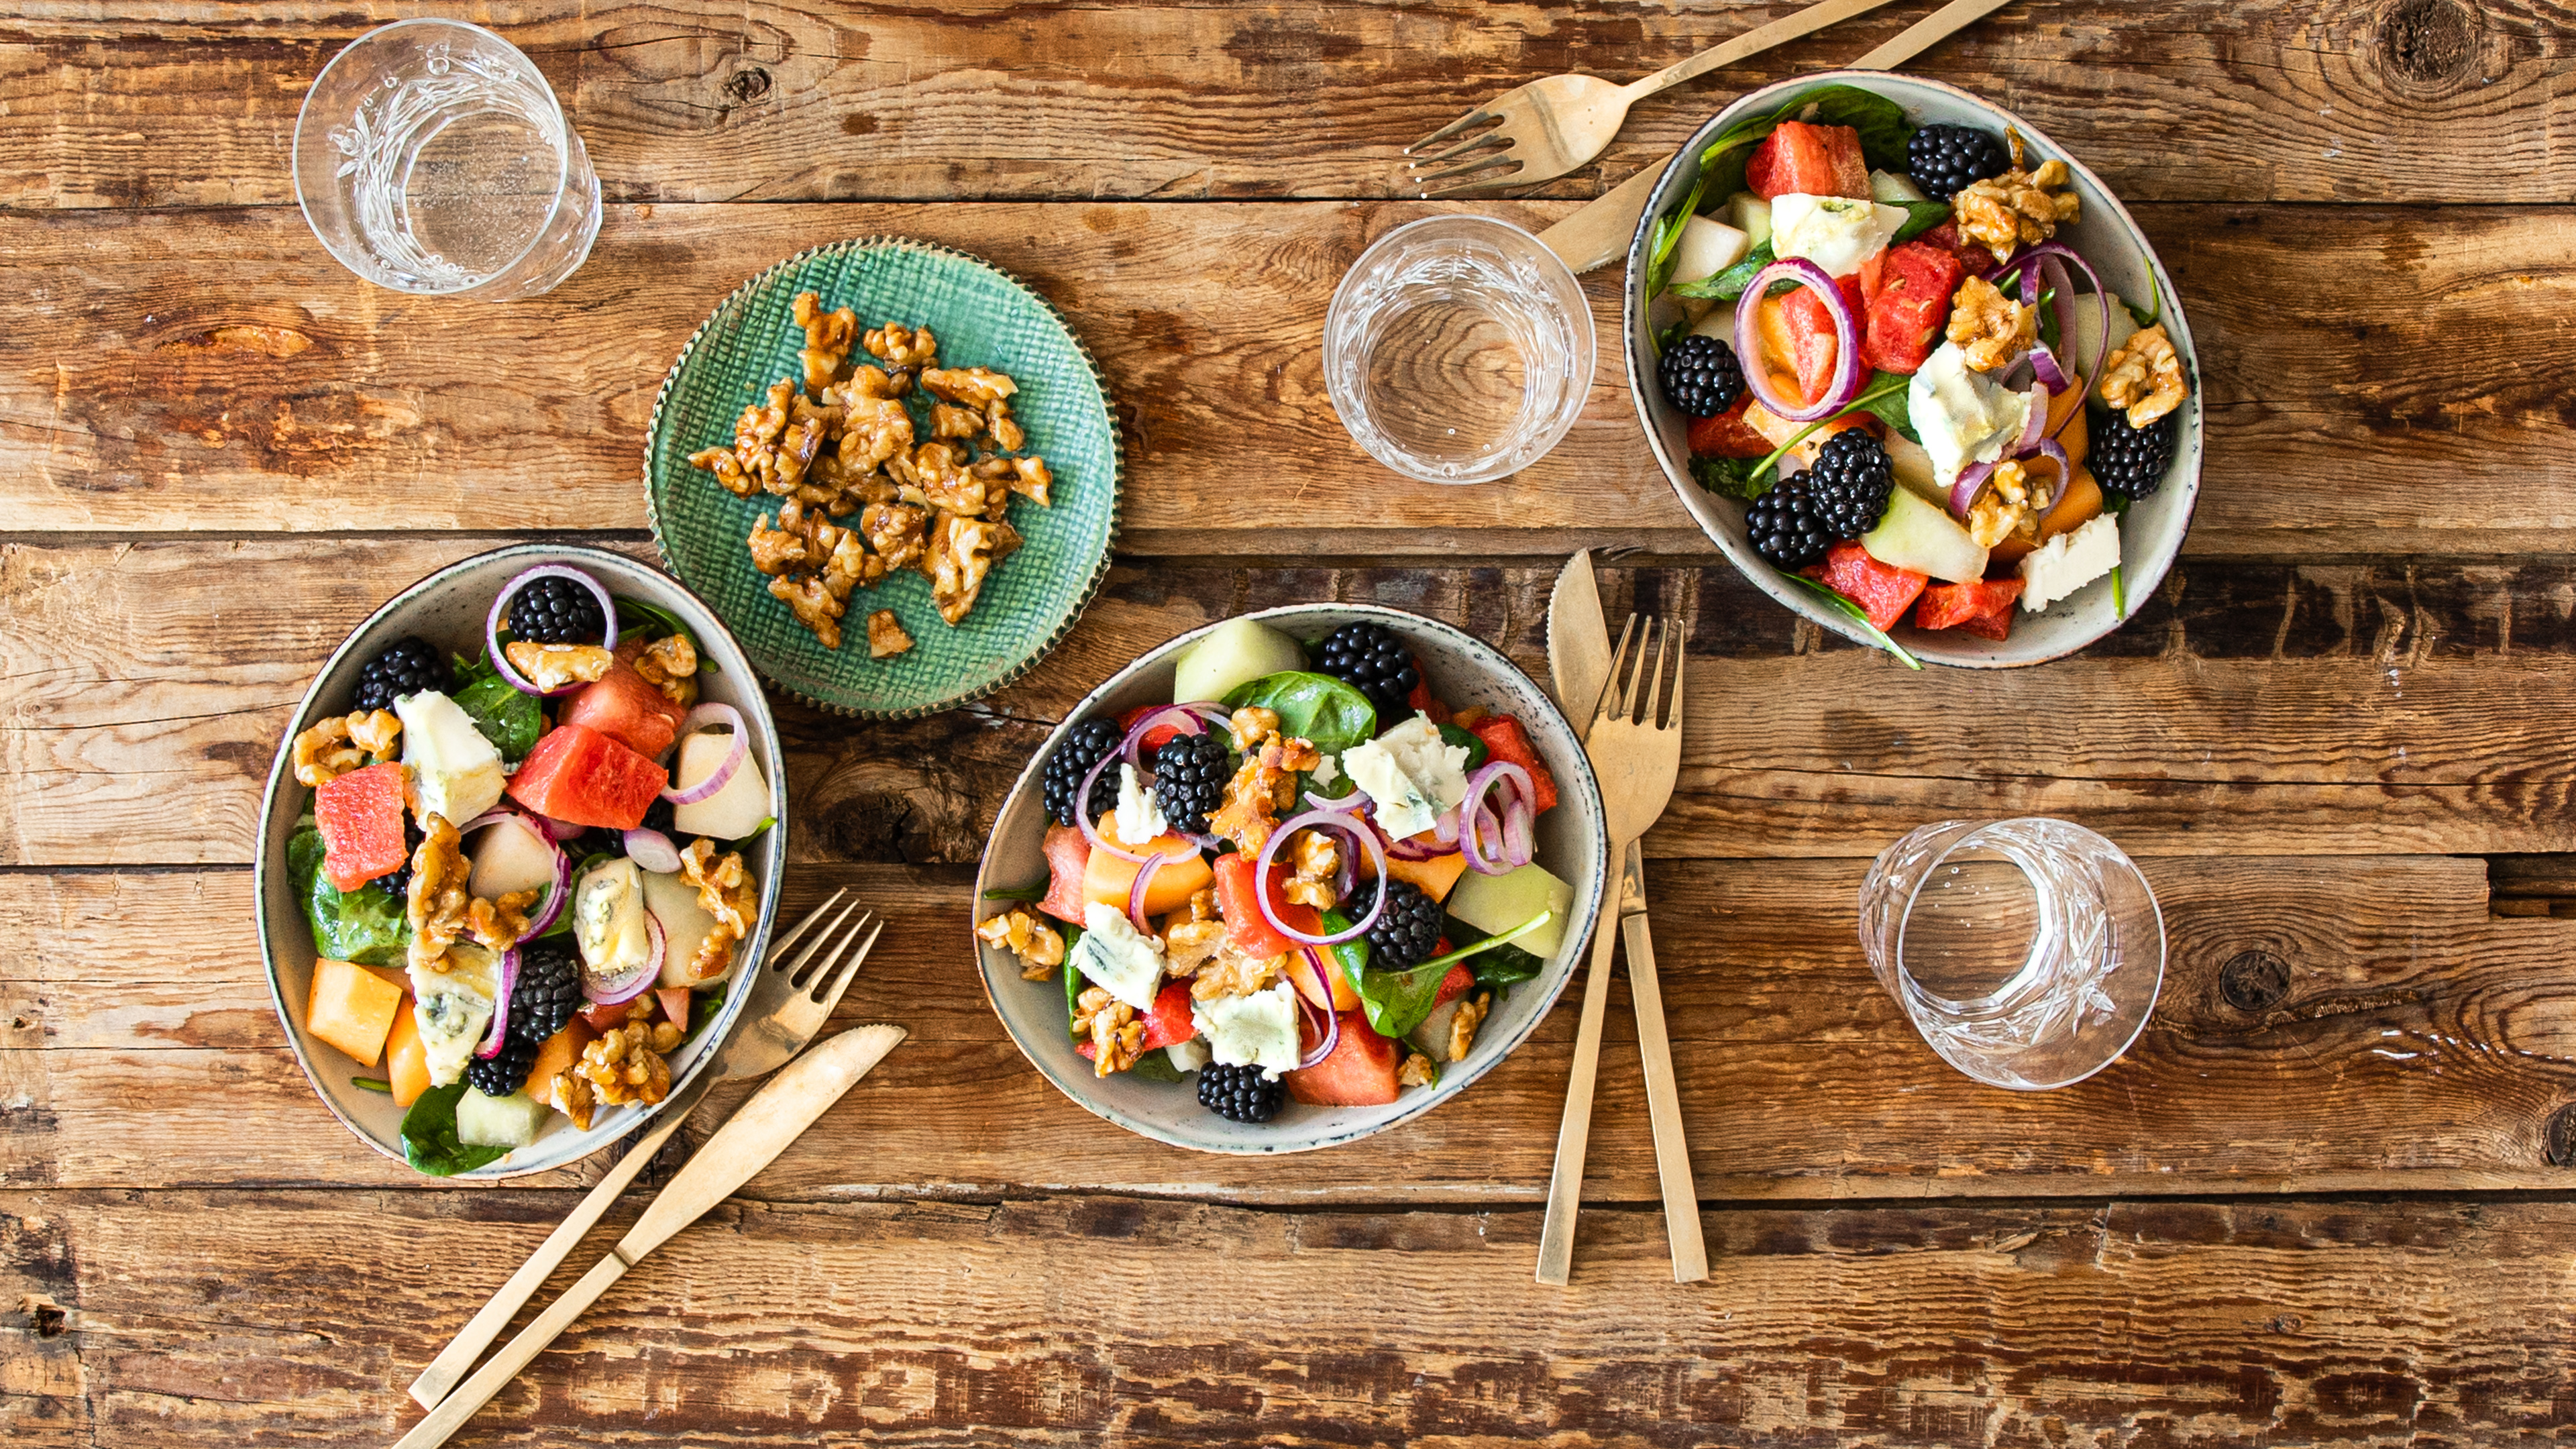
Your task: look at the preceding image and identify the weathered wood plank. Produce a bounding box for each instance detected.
[9,1187,2576,1446]
[0,0,2566,209]
[12,541,2576,866]
[14,857,2576,1200]
[2,203,2570,555]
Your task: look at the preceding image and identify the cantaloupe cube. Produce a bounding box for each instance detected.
[384,997,432,1108]
[307,958,405,1067]
[1081,822,1214,916]
[526,1019,598,1114]
[1385,849,1471,904]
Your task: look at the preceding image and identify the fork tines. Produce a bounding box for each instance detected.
[1402,101,1527,198]
[1599,614,1686,729]
[773,890,885,1014]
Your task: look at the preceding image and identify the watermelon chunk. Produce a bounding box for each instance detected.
[1214,851,1315,959]
[1283,1010,1403,1107]
[1463,714,1558,815]
[313,761,410,892]
[1745,121,1871,201]
[1805,541,1929,632]
[1688,392,1773,460]
[559,646,689,760]
[1864,240,1966,376]
[1774,274,1868,407]
[1038,823,1091,924]
[506,722,667,830]
[1117,703,1191,758]
[1913,578,2025,640]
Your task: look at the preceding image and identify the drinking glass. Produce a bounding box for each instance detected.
[292,19,602,301]
[1857,818,2163,1090]
[1322,215,1594,485]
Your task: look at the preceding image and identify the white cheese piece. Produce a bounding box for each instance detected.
[1309,755,1339,789]
[1165,1037,1212,1074]
[2017,513,2123,612]
[574,858,653,984]
[396,690,505,828]
[1341,714,1472,840]
[1074,902,1167,1011]
[1768,193,1910,279]
[408,943,500,1087]
[1908,342,2036,491]
[1191,981,1301,1081]
[1112,763,1168,847]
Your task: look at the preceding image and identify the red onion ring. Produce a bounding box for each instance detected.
[2014,377,2050,455]
[1304,789,1367,813]
[1296,980,1340,1071]
[1253,807,1389,947]
[583,912,662,1006]
[2022,437,2071,515]
[1733,256,1866,423]
[1126,851,1171,934]
[1121,705,1210,768]
[623,827,683,874]
[2012,241,2110,415]
[474,947,521,1060]
[458,810,572,935]
[486,566,619,698]
[534,812,586,841]
[1948,460,1998,518]
[1947,439,2070,520]
[1364,812,1446,861]
[659,702,746,804]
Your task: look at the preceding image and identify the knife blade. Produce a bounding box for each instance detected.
[1546,549,1613,738]
[1537,0,2021,274]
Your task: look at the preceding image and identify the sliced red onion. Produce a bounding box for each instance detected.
[623,827,683,874]
[2021,437,2072,515]
[2013,241,2110,405]
[1304,789,1366,813]
[1432,808,1461,848]
[583,914,662,1006]
[535,812,586,841]
[458,810,572,935]
[659,702,745,804]
[1296,980,1340,1071]
[2014,378,2050,455]
[1368,812,1447,861]
[474,947,521,1060]
[1948,460,1998,518]
[1733,256,1866,423]
[1252,808,1388,947]
[1120,705,1209,768]
[1501,796,1534,866]
[1127,851,1171,934]
[486,566,619,698]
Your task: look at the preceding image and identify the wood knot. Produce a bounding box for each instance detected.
[2546,1105,2576,1167]
[2379,0,2479,87]
[19,1295,67,1338]
[723,66,772,105]
[2218,949,2292,1012]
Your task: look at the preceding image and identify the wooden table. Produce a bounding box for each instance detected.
[9,0,2576,1442]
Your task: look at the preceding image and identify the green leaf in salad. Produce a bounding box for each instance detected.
[1061,922,1089,1038]
[1338,907,1553,1042]
[399,1083,508,1177]
[449,655,546,763]
[1436,722,1489,771]
[1127,1051,1187,1083]
[1779,572,1925,671]
[2102,488,2133,619]
[1699,83,1916,186]
[614,597,718,674]
[983,881,1050,902]
[1890,199,1951,244]
[1697,372,1916,504]
[1220,672,1378,755]
[1845,370,1919,443]
[287,828,413,967]
[1670,238,1774,302]
[1451,925,1548,990]
[2127,286,2160,329]
[1690,455,1770,502]
[1646,171,1710,307]
[351,1076,394,1094]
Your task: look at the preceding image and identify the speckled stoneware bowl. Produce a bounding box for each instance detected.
[973,604,1611,1155]
[254,544,786,1178]
[1626,72,2203,667]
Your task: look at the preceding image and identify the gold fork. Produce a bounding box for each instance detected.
[1403,0,1906,197]
[407,888,886,1409]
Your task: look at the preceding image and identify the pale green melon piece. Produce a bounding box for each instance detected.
[1173,618,1306,704]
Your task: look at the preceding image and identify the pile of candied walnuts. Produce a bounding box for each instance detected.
[687,291,1055,656]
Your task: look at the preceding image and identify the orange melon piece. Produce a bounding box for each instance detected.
[1284,945,1362,1012]
[1990,467,2105,566]
[527,1019,598,1114]
[307,958,405,1067]
[384,1000,433,1108]
[1385,849,1470,904]
[1081,822,1214,916]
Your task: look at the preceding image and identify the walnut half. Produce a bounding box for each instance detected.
[1945,275,2037,373]
[2096,323,2188,428]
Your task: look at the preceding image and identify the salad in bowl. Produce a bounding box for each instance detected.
[1627,72,2201,667]
[257,545,785,1177]
[973,604,1609,1154]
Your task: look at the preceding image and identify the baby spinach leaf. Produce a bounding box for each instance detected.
[1788,85,1917,173]
[400,1083,508,1177]
[983,881,1049,902]
[1890,199,1951,244]
[1436,722,1489,771]
[1456,930,1548,989]
[1128,1051,1187,1083]
[1670,239,1774,302]
[1220,672,1379,755]
[449,658,545,763]
[1347,908,1558,1041]
[1847,370,1919,443]
[1062,922,1089,1037]
[288,828,413,967]
[1692,455,1772,502]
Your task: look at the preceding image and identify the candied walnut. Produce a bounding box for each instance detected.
[549,1068,596,1129]
[1964,458,2044,549]
[861,502,930,574]
[1206,731,1322,857]
[1163,916,1228,976]
[967,458,1020,521]
[405,814,472,973]
[792,290,859,393]
[290,712,396,788]
[748,511,819,576]
[890,441,995,517]
[1282,828,1340,910]
[921,366,1016,411]
[1073,986,1143,1076]
[576,1021,675,1109]
[769,573,847,649]
[346,708,402,757]
[1953,144,2081,264]
[466,888,538,952]
[982,401,1026,454]
[1945,276,2037,372]
[631,634,700,709]
[930,401,981,441]
[977,906,1067,981]
[1185,888,1218,922]
[2096,323,2188,428]
[676,839,757,983]
[688,443,756,498]
[816,523,877,601]
[867,609,914,659]
[830,380,915,474]
[503,641,612,691]
[863,322,938,372]
[1189,943,1283,1003]
[1229,706,1281,752]
[1446,991,1492,1063]
[1003,455,1051,506]
[1397,1053,1436,1087]
[924,512,1020,626]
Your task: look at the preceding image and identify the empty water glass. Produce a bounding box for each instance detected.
[292,19,602,301]
[1858,818,2163,1090]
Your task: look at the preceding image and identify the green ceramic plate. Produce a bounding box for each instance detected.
[644,236,1121,718]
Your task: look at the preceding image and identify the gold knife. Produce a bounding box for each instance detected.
[1537,0,2020,274]
[390,1023,908,1449]
[1547,549,1613,734]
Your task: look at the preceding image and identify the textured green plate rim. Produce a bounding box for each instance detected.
[642,235,1122,720]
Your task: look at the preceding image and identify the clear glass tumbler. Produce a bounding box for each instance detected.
[292,19,602,301]
[1857,818,2164,1090]
[1322,215,1595,485]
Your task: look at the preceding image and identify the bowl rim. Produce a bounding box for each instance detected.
[969,602,1613,1155]
[252,541,788,1178]
[1622,69,2205,668]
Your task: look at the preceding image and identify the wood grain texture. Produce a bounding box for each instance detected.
[13,541,2576,867]
[0,0,2567,209]
[16,856,2576,1200]
[2,202,2571,554]
[10,1187,2576,1446]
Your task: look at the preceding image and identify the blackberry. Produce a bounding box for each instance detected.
[506,576,607,645]
[1198,1061,1285,1124]
[1313,623,1419,722]
[508,936,584,1047]
[1350,877,1443,971]
[641,795,677,837]
[2088,407,2177,500]
[1745,480,1835,571]
[376,814,427,901]
[352,635,453,714]
[1657,334,1748,419]
[1152,731,1232,835]
[1907,123,2009,199]
[1804,430,1896,539]
[1041,718,1126,828]
[464,1036,539,1099]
